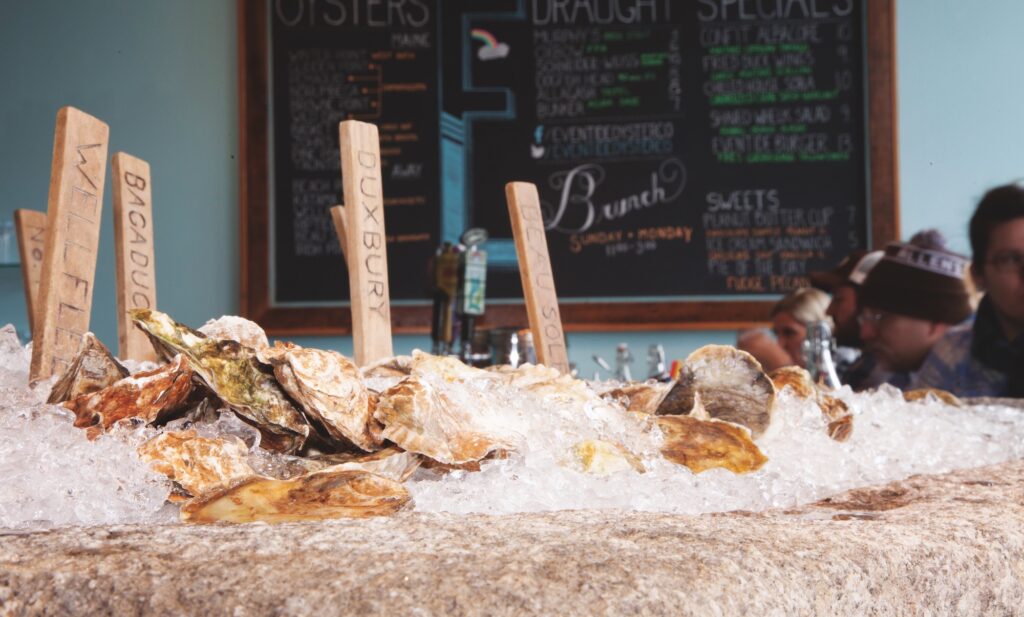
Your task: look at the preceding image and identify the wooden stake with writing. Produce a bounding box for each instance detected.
[329,204,348,263]
[338,121,392,365]
[111,152,158,362]
[14,209,47,334]
[505,182,570,373]
[30,107,110,383]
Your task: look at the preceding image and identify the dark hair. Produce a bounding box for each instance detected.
[969,183,1024,260]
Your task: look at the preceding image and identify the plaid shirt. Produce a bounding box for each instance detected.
[910,324,1008,397]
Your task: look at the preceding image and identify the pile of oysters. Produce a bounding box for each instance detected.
[46,309,857,524]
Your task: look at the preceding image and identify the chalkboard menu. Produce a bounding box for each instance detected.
[269,0,440,303]
[239,0,898,334]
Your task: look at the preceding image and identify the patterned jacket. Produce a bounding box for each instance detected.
[909,324,1008,397]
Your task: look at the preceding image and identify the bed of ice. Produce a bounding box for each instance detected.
[405,369,1024,515]
[1,323,1023,529]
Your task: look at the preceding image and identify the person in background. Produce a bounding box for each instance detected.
[809,249,885,385]
[738,287,831,371]
[857,240,973,389]
[911,184,1024,397]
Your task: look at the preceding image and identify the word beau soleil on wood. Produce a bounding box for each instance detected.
[30,107,110,384]
[506,181,570,374]
[111,152,158,362]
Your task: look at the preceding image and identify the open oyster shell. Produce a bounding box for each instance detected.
[768,366,817,399]
[769,366,853,442]
[310,447,421,483]
[904,388,963,407]
[62,354,194,439]
[655,345,776,439]
[569,440,645,476]
[258,343,380,452]
[180,469,412,523]
[131,309,309,454]
[47,333,129,404]
[375,374,514,466]
[599,381,672,414]
[656,394,768,475]
[138,429,256,499]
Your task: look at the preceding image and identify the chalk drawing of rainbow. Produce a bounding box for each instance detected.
[470,28,510,61]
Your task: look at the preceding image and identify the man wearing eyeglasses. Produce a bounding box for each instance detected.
[809,249,886,389]
[857,240,973,390]
[911,184,1024,397]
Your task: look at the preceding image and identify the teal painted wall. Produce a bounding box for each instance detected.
[2,1,1022,376]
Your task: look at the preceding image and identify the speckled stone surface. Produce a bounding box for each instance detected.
[0,460,1022,616]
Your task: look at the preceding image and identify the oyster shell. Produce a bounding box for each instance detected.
[600,381,672,414]
[768,366,816,399]
[138,430,255,498]
[656,412,767,474]
[655,345,776,439]
[820,395,853,442]
[47,333,129,404]
[131,309,309,454]
[198,315,269,351]
[257,343,380,452]
[569,440,645,476]
[904,388,963,407]
[180,469,411,523]
[311,447,421,482]
[375,375,514,465]
[769,366,852,441]
[362,354,413,379]
[63,355,194,438]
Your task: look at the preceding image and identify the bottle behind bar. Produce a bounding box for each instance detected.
[803,320,841,389]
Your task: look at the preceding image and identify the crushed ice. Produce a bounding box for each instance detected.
[1,325,1023,528]
[0,327,174,530]
[406,375,1024,515]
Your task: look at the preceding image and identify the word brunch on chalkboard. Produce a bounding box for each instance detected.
[239,0,898,333]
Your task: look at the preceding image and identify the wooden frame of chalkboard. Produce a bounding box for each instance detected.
[238,0,899,335]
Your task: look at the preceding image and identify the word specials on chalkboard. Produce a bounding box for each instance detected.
[459,0,867,299]
[241,0,896,332]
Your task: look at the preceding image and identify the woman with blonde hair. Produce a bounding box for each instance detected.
[738,287,832,371]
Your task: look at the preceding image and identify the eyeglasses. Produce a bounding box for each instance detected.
[986,251,1024,273]
[857,309,888,327]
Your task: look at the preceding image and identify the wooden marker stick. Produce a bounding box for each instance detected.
[30,107,110,382]
[14,209,47,334]
[338,121,392,365]
[505,182,570,373]
[111,152,158,362]
[329,205,349,263]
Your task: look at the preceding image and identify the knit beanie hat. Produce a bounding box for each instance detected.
[859,242,972,324]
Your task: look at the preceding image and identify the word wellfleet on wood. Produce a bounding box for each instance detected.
[30,107,110,383]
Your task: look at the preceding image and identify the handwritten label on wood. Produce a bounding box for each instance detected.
[14,209,47,334]
[111,152,158,362]
[338,121,392,365]
[30,107,110,383]
[329,205,349,263]
[505,182,570,373]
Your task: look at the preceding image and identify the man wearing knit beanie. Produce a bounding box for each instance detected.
[810,249,885,348]
[911,183,1024,397]
[858,240,972,388]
